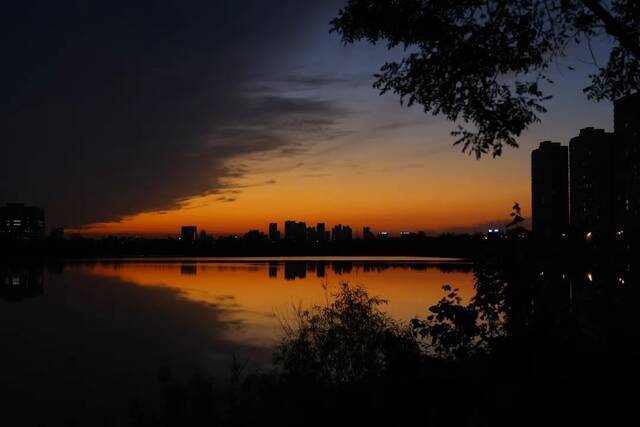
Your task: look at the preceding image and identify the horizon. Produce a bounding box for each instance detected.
[0,1,614,236]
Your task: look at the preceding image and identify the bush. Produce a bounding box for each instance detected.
[274,283,423,384]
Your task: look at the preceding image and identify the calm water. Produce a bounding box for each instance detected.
[0,257,472,426]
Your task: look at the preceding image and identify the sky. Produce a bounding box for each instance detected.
[0,0,614,236]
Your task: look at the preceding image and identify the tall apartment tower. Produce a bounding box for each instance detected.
[569,127,616,235]
[268,223,280,241]
[531,141,569,238]
[180,226,197,242]
[614,93,640,234]
[0,203,45,240]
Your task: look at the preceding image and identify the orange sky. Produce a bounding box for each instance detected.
[73,129,532,237]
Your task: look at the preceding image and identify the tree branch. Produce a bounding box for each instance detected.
[579,0,640,58]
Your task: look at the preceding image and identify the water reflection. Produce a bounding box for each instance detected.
[0,266,269,427]
[0,263,44,301]
[70,259,476,348]
[1,257,636,425]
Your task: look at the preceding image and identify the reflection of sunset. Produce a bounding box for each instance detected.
[72,261,475,347]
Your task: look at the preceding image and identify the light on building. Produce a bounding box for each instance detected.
[586,231,593,240]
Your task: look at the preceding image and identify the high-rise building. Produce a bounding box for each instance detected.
[316,223,326,241]
[268,223,280,241]
[614,93,640,234]
[569,128,616,235]
[0,203,45,240]
[180,226,197,242]
[284,220,307,242]
[531,141,569,238]
[363,227,375,240]
[331,224,353,241]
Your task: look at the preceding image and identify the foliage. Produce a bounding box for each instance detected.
[331,0,640,158]
[412,265,508,359]
[274,283,422,384]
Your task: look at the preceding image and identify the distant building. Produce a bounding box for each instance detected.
[531,141,569,238]
[377,231,390,239]
[316,223,326,241]
[269,223,280,241]
[487,228,503,239]
[180,226,197,242]
[0,203,45,240]
[614,93,640,234]
[332,224,353,241]
[363,227,375,240]
[400,231,416,239]
[284,220,307,242]
[244,229,266,241]
[569,127,616,235]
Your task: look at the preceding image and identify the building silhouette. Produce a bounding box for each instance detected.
[268,223,280,241]
[316,223,326,241]
[331,224,353,241]
[363,227,375,240]
[284,220,307,242]
[306,226,317,242]
[244,229,266,241]
[0,203,45,240]
[569,128,616,235]
[180,226,197,242]
[614,93,640,234]
[531,141,569,238]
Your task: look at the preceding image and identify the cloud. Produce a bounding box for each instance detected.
[0,0,347,227]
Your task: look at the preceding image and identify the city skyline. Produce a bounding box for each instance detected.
[531,93,640,239]
[0,1,615,236]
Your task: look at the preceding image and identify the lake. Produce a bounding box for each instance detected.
[0,257,472,426]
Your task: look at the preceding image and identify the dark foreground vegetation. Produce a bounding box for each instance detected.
[128,254,640,427]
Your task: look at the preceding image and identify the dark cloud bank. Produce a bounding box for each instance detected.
[0,0,345,227]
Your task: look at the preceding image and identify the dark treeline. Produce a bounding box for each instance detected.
[1,232,638,261]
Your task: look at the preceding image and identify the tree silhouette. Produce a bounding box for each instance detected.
[507,202,525,228]
[331,1,640,158]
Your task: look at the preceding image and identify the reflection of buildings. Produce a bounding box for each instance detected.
[180,226,197,242]
[180,265,197,275]
[570,128,616,235]
[332,262,353,275]
[284,262,307,281]
[267,261,471,280]
[0,203,45,240]
[316,262,326,278]
[268,262,278,278]
[0,264,44,301]
[531,141,569,238]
